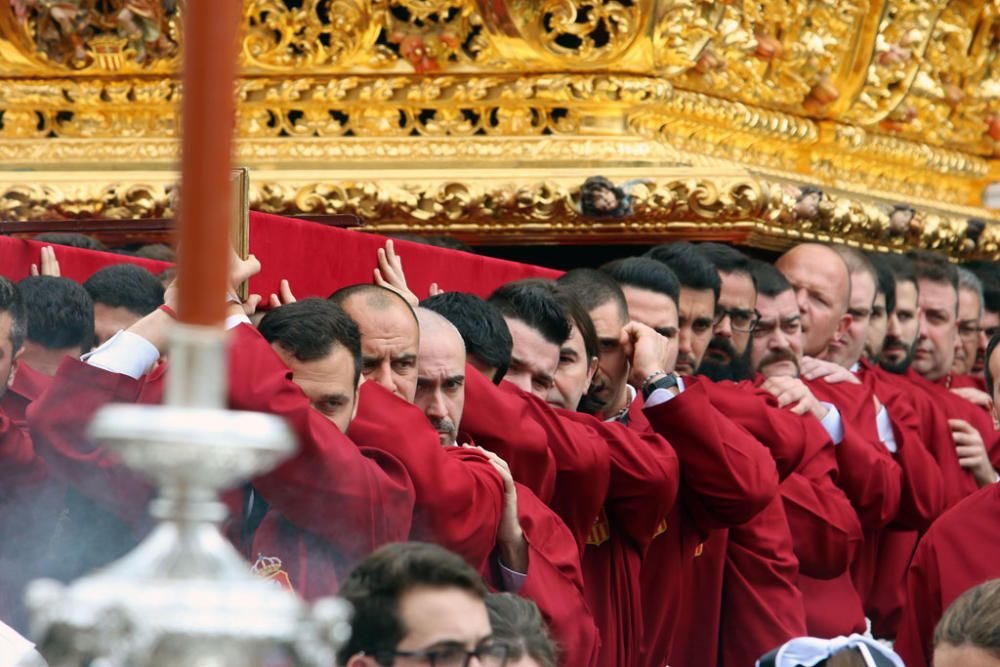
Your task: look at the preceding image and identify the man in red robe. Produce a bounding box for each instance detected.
[603,249,783,667]
[410,305,600,667]
[29,269,418,601]
[894,331,1000,666]
[950,268,985,383]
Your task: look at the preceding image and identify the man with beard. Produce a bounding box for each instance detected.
[411,307,600,667]
[864,253,895,363]
[691,242,757,382]
[602,253,837,667]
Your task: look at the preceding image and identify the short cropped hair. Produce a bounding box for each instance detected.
[694,242,755,283]
[18,276,94,351]
[257,298,362,386]
[600,257,680,305]
[907,250,959,290]
[554,286,599,363]
[35,233,105,252]
[645,242,721,300]
[0,278,27,354]
[750,260,793,298]
[421,292,513,384]
[488,279,570,347]
[957,267,985,311]
[867,253,897,314]
[985,288,1000,316]
[336,542,489,666]
[556,268,628,323]
[329,283,418,324]
[881,253,918,289]
[487,593,558,667]
[83,264,165,317]
[934,578,1000,658]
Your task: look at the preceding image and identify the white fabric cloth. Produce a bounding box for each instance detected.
[875,407,898,453]
[755,634,904,667]
[0,621,42,667]
[83,329,160,380]
[498,559,527,593]
[819,403,844,445]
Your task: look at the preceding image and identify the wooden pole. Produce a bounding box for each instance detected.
[175,0,242,326]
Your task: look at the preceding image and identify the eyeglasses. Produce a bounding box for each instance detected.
[714,308,761,333]
[958,321,983,340]
[385,640,510,667]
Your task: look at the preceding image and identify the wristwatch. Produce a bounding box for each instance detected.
[642,372,679,401]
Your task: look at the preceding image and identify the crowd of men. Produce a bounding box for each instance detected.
[1,235,1000,667]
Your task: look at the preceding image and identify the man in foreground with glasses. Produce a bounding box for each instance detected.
[337,541,512,667]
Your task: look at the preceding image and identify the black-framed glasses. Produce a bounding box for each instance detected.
[714,308,761,333]
[385,640,509,666]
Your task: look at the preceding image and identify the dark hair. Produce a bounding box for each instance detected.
[906,250,959,290]
[554,286,599,363]
[336,542,489,666]
[600,256,680,305]
[580,176,632,218]
[388,234,474,254]
[134,243,177,263]
[486,593,558,667]
[83,264,165,317]
[966,261,1000,292]
[934,578,1000,658]
[881,253,918,291]
[556,268,628,323]
[0,277,27,354]
[985,288,1000,316]
[694,242,755,282]
[258,298,362,386]
[867,253,897,314]
[18,276,94,351]
[421,292,512,384]
[749,260,792,298]
[645,242,721,300]
[34,233,106,252]
[329,283,418,324]
[488,279,570,347]
[985,333,1000,400]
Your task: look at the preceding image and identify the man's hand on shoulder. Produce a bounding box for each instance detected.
[800,356,860,385]
[761,375,829,420]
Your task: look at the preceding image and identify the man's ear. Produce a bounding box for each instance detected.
[346,653,380,667]
[835,313,853,342]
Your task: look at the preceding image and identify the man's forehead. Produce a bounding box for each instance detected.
[757,291,798,316]
[679,288,715,313]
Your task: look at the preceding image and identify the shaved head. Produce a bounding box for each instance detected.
[330,284,420,402]
[776,243,853,356]
[415,307,467,445]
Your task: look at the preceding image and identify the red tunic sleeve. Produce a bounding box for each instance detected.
[495,483,600,667]
[0,412,43,494]
[720,495,807,666]
[556,409,678,554]
[349,380,504,569]
[459,367,557,502]
[642,380,779,529]
[807,380,903,531]
[226,325,416,565]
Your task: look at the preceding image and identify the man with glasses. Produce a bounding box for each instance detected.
[951,268,985,388]
[337,541,512,667]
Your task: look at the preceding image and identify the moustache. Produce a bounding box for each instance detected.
[707,338,738,359]
[676,352,697,368]
[430,417,457,443]
[758,348,799,373]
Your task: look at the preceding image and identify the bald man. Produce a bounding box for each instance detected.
[411,307,601,667]
[775,243,852,358]
[331,284,506,570]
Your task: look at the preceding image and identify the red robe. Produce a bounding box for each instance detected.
[348,381,504,571]
[1,362,51,425]
[636,381,780,667]
[28,324,416,599]
[864,363,979,638]
[459,373,611,556]
[483,482,601,667]
[894,483,1000,667]
[917,370,1000,466]
[950,373,986,391]
[562,410,678,667]
[720,495,807,666]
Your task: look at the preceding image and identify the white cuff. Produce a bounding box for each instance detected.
[82,330,161,380]
[225,313,252,330]
[875,407,898,453]
[819,402,844,445]
[498,559,527,593]
[644,375,686,409]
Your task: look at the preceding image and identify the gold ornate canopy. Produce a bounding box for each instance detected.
[1,0,1000,257]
